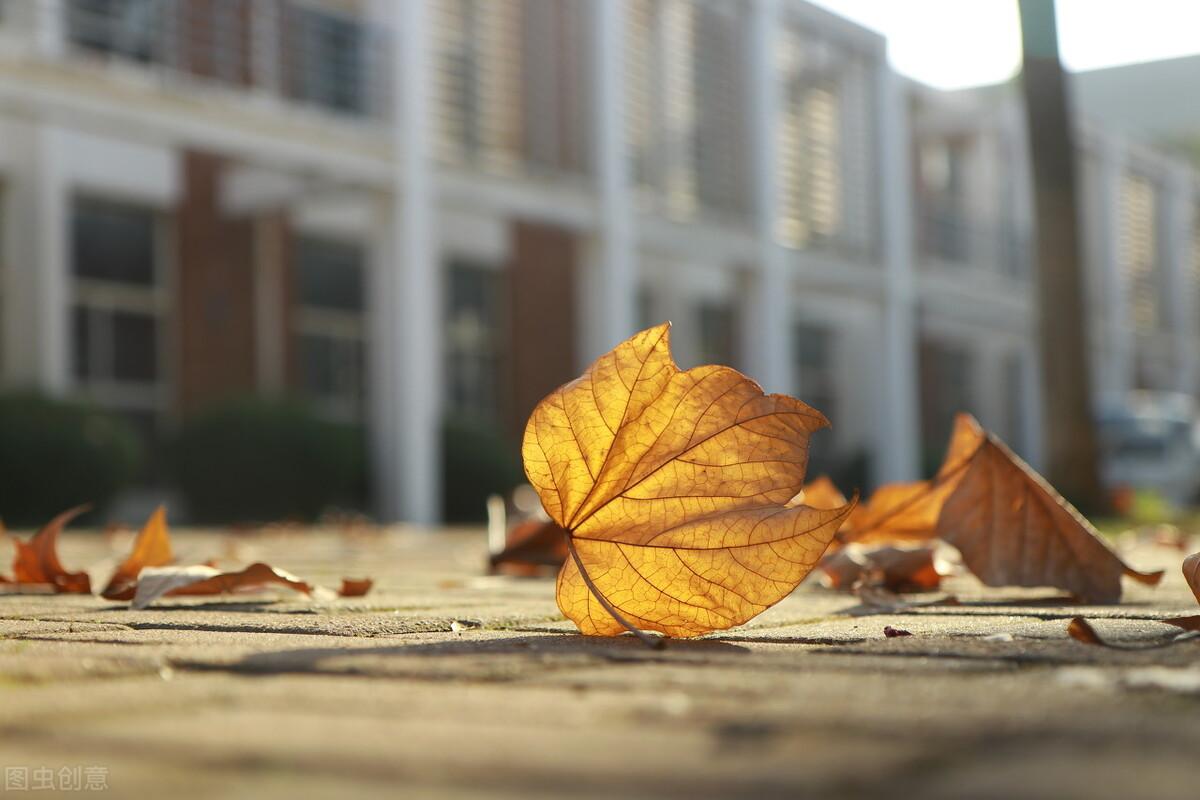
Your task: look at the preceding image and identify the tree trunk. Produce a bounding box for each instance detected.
[1018,0,1108,513]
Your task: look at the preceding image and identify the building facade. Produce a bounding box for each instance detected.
[0,0,1196,523]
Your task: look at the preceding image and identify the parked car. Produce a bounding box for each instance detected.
[1096,392,1200,508]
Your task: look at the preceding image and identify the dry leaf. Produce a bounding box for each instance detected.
[1066,616,1106,646]
[100,505,173,600]
[10,505,92,594]
[818,545,942,593]
[1164,616,1200,632]
[523,323,854,640]
[131,562,313,609]
[489,519,569,576]
[841,414,985,544]
[1068,616,1199,649]
[338,578,373,597]
[1166,554,1200,630]
[938,432,1163,603]
[1184,552,1200,604]
[794,476,848,510]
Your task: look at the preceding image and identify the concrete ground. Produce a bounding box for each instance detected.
[1,526,1198,799]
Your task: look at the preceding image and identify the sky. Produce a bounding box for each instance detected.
[808,0,1200,89]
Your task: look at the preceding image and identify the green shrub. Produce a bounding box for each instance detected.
[0,391,142,526]
[442,418,524,523]
[169,397,365,524]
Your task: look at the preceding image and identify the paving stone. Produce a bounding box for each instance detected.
[0,527,1197,799]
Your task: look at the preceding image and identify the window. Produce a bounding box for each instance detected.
[445,262,507,422]
[793,321,841,478]
[626,0,746,221]
[696,302,736,367]
[776,24,877,256]
[919,338,974,471]
[792,322,836,420]
[917,138,972,263]
[287,5,368,115]
[292,236,367,421]
[67,0,166,64]
[1000,351,1024,451]
[71,197,167,436]
[434,0,587,176]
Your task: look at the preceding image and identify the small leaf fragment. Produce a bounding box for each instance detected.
[1067,617,1106,646]
[338,578,373,597]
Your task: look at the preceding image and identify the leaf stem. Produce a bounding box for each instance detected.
[565,533,664,649]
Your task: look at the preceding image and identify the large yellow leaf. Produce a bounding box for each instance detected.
[523,323,854,639]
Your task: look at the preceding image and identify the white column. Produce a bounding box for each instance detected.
[34,0,65,58]
[1095,137,1134,395]
[5,125,71,393]
[377,0,439,524]
[741,0,790,395]
[1161,165,1197,393]
[580,0,636,364]
[874,64,920,483]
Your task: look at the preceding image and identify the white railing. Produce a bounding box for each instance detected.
[62,0,390,119]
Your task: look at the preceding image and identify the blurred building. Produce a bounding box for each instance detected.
[0,0,1196,522]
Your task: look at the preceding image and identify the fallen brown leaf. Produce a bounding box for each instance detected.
[938,432,1163,603]
[794,476,848,510]
[1164,554,1200,631]
[841,414,985,544]
[523,323,854,640]
[100,505,173,600]
[1164,616,1200,632]
[819,545,942,593]
[489,519,569,577]
[10,505,92,594]
[1184,552,1200,604]
[338,578,373,597]
[1066,616,1106,646]
[1068,616,1199,649]
[131,562,313,609]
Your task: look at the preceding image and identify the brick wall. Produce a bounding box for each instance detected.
[506,221,578,436]
[176,151,257,413]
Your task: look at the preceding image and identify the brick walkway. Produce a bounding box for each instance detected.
[1,528,1197,799]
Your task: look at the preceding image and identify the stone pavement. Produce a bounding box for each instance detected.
[1,526,1199,799]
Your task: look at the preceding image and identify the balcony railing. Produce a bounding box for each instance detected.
[63,0,389,120]
[917,206,1032,280]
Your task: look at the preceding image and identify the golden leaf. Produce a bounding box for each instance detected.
[522,323,854,639]
[101,505,173,600]
[842,414,985,545]
[937,433,1162,603]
